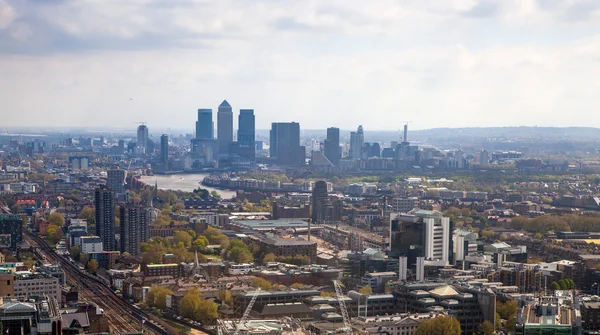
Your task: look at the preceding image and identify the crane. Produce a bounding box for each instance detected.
[233,288,261,335]
[333,280,352,334]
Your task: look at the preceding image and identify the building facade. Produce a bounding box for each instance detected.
[94,186,115,251]
[119,202,149,256]
[217,100,233,156]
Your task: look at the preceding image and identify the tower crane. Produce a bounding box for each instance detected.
[233,288,261,335]
[333,280,352,334]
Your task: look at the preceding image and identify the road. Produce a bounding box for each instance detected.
[25,232,166,335]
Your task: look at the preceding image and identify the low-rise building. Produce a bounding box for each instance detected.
[0,295,61,335]
[13,272,61,304]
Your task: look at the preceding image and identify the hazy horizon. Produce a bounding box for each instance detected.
[2,1,600,130]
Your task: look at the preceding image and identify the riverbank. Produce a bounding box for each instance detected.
[139,174,237,199]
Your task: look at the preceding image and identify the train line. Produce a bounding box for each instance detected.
[25,232,168,335]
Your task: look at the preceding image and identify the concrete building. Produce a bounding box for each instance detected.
[480,149,489,165]
[249,236,317,263]
[160,134,169,169]
[136,124,148,154]
[14,272,61,304]
[0,273,14,297]
[217,100,233,156]
[311,181,329,224]
[119,202,149,256]
[515,295,581,335]
[269,122,305,166]
[237,109,256,161]
[0,296,61,335]
[361,272,398,293]
[94,186,115,251]
[350,125,364,160]
[0,215,22,251]
[80,236,103,253]
[324,127,340,166]
[142,264,182,278]
[389,210,452,268]
[196,109,214,139]
[106,169,125,195]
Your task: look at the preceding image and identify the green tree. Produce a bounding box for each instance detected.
[359,285,373,295]
[187,230,197,239]
[202,227,228,245]
[173,203,185,213]
[415,316,461,335]
[558,279,567,290]
[193,236,209,251]
[69,246,81,261]
[218,290,233,305]
[87,259,99,274]
[254,277,273,290]
[46,224,63,244]
[566,278,575,289]
[263,253,276,263]
[78,206,95,224]
[497,300,518,320]
[179,288,218,324]
[147,286,174,309]
[210,190,221,199]
[550,282,560,291]
[290,283,306,289]
[225,239,253,263]
[174,231,193,248]
[478,321,494,335]
[48,212,65,226]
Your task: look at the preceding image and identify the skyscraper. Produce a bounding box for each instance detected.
[160,134,169,168]
[324,127,340,165]
[237,109,255,161]
[196,109,214,140]
[95,186,115,251]
[311,181,329,224]
[119,202,149,256]
[350,125,364,160]
[270,122,305,166]
[217,100,233,156]
[107,169,125,195]
[136,125,148,154]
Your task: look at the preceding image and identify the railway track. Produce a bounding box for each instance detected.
[25,232,168,335]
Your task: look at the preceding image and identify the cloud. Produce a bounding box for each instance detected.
[2,0,600,131]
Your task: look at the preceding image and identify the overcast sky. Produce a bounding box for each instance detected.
[2,0,600,131]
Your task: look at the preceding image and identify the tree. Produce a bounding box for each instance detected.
[80,253,89,267]
[210,190,221,199]
[173,203,185,213]
[218,290,233,305]
[263,253,276,263]
[147,286,174,309]
[497,300,518,320]
[48,212,65,226]
[359,285,373,295]
[174,231,193,248]
[558,279,567,290]
[320,291,335,297]
[225,239,253,264]
[187,230,197,239]
[87,259,99,274]
[254,277,273,290]
[550,281,560,291]
[46,225,63,244]
[415,316,461,335]
[478,321,494,335]
[192,236,209,252]
[69,246,81,261]
[202,227,228,245]
[290,283,306,289]
[179,288,218,324]
[566,278,575,289]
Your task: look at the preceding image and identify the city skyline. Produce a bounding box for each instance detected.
[2,1,600,129]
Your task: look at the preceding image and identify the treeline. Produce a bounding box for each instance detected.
[510,214,600,234]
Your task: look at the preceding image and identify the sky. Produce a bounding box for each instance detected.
[2,0,600,131]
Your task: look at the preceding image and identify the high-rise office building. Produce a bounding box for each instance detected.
[324,127,340,166]
[136,125,148,154]
[311,181,329,224]
[119,202,149,256]
[350,125,364,160]
[389,210,452,266]
[480,149,489,166]
[0,215,23,251]
[217,100,233,156]
[94,186,115,251]
[270,122,305,166]
[160,134,169,168]
[107,169,125,195]
[237,109,255,161]
[196,109,214,140]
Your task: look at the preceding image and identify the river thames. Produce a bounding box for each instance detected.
[139,173,237,199]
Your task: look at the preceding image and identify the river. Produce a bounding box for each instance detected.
[139,173,237,199]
